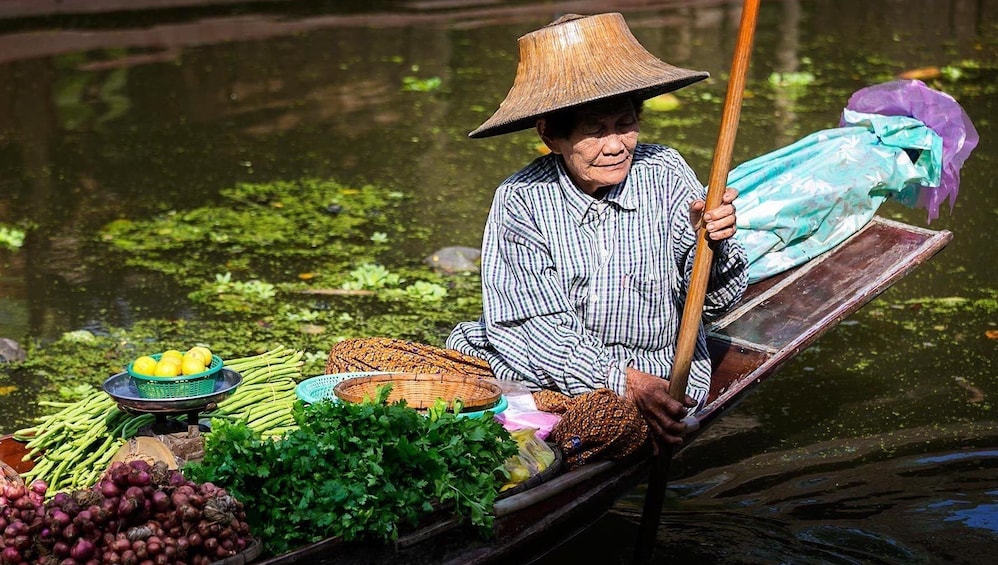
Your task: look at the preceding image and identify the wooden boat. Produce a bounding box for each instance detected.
[1,216,952,565]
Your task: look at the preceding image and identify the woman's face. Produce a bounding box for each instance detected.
[538,100,640,196]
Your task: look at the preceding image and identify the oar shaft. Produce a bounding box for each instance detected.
[635,1,759,562]
[669,0,758,401]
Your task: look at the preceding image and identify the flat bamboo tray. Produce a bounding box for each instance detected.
[333,372,502,412]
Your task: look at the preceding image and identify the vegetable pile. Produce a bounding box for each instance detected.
[0,460,252,564]
[184,386,519,556]
[12,346,303,496]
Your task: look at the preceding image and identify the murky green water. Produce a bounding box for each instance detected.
[0,1,995,562]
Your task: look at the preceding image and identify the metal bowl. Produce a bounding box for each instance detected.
[102,368,242,415]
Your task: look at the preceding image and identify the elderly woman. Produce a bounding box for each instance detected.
[327,13,747,464]
[446,13,747,449]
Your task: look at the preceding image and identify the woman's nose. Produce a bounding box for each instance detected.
[603,133,626,154]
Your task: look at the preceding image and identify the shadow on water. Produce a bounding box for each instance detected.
[535,423,998,565]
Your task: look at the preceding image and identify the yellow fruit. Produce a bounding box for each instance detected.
[188,346,213,365]
[181,357,206,376]
[161,349,184,363]
[154,358,182,377]
[132,356,158,376]
[182,349,206,365]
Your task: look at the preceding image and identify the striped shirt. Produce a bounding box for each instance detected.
[446,144,748,407]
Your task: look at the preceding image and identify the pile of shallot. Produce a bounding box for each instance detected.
[1,460,253,565]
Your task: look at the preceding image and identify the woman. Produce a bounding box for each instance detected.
[446,13,748,450]
[326,12,747,463]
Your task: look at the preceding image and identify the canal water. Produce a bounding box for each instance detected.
[0,1,995,563]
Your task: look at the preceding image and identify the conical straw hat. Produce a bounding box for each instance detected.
[469,13,709,138]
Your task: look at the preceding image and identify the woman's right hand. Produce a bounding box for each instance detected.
[624,367,695,451]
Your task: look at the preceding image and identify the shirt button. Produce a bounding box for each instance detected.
[590,293,599,303]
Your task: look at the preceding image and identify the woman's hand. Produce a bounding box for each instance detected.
[690,186,739,241]
[624,367,696,452]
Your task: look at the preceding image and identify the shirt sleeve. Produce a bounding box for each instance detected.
[703,237,749,322]
[668,153,749,323]
[480,186,627,397]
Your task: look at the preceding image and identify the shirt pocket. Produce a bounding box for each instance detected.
[621,274,673,348]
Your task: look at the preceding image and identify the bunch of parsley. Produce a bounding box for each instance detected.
[184,387,518,556]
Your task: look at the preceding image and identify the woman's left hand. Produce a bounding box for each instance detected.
[690,187,738,241]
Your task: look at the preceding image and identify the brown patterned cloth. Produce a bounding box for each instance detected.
[531,389,579,413]
[325,337,493,377]
[325,337,649,470]
[543,388,650,470]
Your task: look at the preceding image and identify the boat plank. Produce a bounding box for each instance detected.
[711,217,952,352]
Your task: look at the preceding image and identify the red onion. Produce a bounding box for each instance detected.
[5,484,25,500]
[109,464,131,487]
[73,509,93,529]
[129,460,151,473]
[2,546,21,563]
[146,535,163,554]
[118,497,139,518]
[124,486,144,501]
[150,491,170,513]
[101,481,122,499]
[50,509,72,528]
[13,533,32,550]
[175,535,190,554]
[112,537,131,553]
[52,540,71,557]
[69,537,96,561]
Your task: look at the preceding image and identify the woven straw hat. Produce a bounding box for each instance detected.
[469,13,709,138]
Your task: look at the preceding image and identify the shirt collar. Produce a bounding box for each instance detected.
[554,156,638,226]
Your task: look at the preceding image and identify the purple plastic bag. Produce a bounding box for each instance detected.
[841,79,979,222]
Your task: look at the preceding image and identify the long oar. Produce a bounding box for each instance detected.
[634,0,760,561]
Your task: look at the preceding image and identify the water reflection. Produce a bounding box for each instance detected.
[538,425,998,564]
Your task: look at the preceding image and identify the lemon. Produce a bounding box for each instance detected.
[161,349,184,363]
[183,349,206,365]
[181,356,207,376]
[132,355,158,376]
[187,346,213,365]
[154,357,182,377]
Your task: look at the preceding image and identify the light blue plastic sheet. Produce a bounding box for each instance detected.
[730,109,943,283]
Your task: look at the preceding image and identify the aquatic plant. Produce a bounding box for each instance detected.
[0,225,26,250]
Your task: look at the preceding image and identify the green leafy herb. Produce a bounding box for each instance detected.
[184,387,517,556]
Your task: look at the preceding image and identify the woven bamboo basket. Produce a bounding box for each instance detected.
[333,372,502,412]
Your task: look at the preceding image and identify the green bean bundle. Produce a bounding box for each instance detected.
[13,389,153,493]
[207,345,303,439]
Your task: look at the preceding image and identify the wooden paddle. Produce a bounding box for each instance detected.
[634,0,760,561]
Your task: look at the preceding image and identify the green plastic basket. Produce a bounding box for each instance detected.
[127,353,224,399]
[296,372,390,404]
